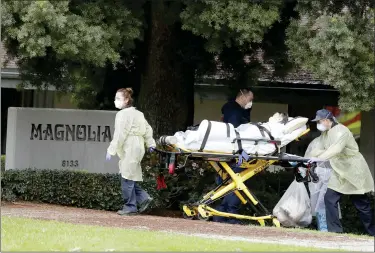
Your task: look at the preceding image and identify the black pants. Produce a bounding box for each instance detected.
[212,165,245,224]
[324,188,375,236]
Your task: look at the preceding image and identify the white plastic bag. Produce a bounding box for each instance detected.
[273,180,312,228]
[308,163,332,216]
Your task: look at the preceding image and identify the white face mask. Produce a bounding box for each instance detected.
[114,100,125,109]
[244,101,252,109]
[317,123,328,132]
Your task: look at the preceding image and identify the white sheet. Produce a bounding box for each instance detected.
[173,118,308,155]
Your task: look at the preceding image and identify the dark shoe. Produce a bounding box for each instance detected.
[138,198,153,213]
[117,209,138,216]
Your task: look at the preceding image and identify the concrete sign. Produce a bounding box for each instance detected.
[6,107,120,173]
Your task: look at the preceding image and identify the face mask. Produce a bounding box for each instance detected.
[317,123,328,132]
[244,101,252,109]
[114,100,125,109]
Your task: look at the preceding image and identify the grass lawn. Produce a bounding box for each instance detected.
[1,216,344,252]
[247,224,372,240]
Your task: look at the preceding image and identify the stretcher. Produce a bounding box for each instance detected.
[154,126,319,227]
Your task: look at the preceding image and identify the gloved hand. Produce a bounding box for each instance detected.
[288,161,298,167]
[308,157,326,163]
[149,147,155,153]
[237,155,243,166]
[237,151,249,166]
[106,152,111,161]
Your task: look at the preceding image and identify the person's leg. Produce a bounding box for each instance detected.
[225,192,242,224]
[134,182,153,213]
[324,188,343,233]
[212,197,228,223]
[351,194,375,236]
[224,165,245,224]
[118,177,138,215]
[315,180,329,232]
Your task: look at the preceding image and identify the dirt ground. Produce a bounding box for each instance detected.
[1,201,374,251]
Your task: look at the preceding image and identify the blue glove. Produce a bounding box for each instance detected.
[106,152,111,161]
[241,150,249,161]
[237,155,243,166]
[149,147,155,153]
[288,161,298,167]
[308,157,326,163]
[237,151,249,166]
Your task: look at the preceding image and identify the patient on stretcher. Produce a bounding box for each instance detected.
[172,112,309,155]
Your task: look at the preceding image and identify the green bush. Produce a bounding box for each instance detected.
[1,169,164,211]
[1,153,373,235]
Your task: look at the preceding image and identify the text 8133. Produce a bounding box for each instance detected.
[62,160,79,167]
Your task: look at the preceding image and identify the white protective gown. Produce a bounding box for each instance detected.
[313,123,374,195]
[107,107,156,181]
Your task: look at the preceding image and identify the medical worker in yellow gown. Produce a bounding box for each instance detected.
[106,88,156,216]
[308,109,374,236]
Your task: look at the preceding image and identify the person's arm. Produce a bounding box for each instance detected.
[143,119,156,148]
[107,112,132,155]
[316,130,350,160]
[304,137,325,158]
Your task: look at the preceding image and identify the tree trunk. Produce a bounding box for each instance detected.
[138,1,195,137]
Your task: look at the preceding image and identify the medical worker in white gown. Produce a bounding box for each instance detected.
[106,88,156,216]
[308,109,375,236]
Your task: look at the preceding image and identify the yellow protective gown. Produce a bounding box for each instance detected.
[107,107,156,181]
[313,123,374,195]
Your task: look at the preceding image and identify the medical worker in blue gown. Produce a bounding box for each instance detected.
[213,89,254,224]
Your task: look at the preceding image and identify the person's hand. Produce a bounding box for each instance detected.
[236,151,249,166]
[149,147,155,153]
[288,161,298,167]
[308,157,326,163]
[106,152,111,161]
[237,155,243,166]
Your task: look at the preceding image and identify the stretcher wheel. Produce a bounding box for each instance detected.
[183,211,195,220]
[272,218,281,228]
[197,212,211,221]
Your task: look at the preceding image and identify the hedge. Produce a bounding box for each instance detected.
[1,154,373,235]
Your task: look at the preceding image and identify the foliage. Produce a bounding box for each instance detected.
[286,2,375,111]
[1,0,143,107]
[180,0,281,53]
[1,0,283,110]
[1,169,158,211]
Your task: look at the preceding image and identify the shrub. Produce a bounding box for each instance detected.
[1,169,163,211]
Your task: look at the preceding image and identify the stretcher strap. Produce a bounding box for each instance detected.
[250,123,274,141]
[258,125,274,140]
[199,120,212,152]
[225,123,230,138]
[235,130,243,153]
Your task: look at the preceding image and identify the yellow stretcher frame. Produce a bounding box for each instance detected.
[157,128,311,228]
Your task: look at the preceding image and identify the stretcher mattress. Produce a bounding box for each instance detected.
[173,117,309,155]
